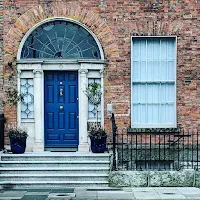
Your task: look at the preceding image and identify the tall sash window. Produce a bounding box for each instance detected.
[131,37,176,128]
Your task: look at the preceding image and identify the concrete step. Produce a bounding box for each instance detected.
[0,167,109,174]
[0,181,109,189]
[0,160,110,168]
[0,153,111,188]
[0,174,108,181]
[1,153,111,161]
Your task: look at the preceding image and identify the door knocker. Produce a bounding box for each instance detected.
[60,88,63,96]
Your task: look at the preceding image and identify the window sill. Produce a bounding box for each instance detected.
[21,119,35,123]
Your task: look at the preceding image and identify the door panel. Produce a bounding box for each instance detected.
[44,71,79,147]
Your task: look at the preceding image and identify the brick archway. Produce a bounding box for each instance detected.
[4,1,119,60]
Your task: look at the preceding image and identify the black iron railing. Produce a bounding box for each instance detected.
[111,113,117,170]
[112,115,200,171]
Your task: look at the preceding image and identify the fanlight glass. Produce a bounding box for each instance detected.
[21,20,101,59]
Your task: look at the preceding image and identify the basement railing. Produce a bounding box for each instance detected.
[112,114,199,171]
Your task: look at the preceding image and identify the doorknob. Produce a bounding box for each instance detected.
[59,106,64,110]
[60,88,63,96]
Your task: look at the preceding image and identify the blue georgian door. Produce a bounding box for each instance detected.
[44,71,79,147]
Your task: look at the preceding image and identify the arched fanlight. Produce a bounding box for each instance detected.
[21,20,101,59]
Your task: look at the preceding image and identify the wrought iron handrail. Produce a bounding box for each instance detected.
[111,113,117,171]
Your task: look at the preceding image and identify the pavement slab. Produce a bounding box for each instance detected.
[22,195,48,200]
[25,191,50,195]
[0,191,27,199]
[0,187,200,199]
[133,191,160,200]
[97,191,135,200]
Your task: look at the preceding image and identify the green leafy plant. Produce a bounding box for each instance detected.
[88,123,107,139]
[87,82,101,96]
[5,88,23,106]
[8,127,28,138]
[86,82,102,105]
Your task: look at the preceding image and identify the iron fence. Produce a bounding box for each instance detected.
[111,114,200,171]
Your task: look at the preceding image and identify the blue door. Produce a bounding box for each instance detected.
[44,71,79,147]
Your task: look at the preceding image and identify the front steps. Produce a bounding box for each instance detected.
[0,152,111,189]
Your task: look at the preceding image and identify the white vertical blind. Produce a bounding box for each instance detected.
[132,37,176,127]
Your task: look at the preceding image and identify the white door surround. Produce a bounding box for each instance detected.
[17,61,105,152]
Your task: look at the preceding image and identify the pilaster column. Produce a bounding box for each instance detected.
[100,69,104,128]
[78,69,89,152]
[17,70,22,126]
[33,69,44,152]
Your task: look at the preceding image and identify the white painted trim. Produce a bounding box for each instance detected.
[131,36,177,128]
[132,124,177,128]
[17,70,21,126]
[17,63,104,71]
[17,59,106,64]
[174,36,178,128]
[17,17,104,60]
[131,36,177,38]
[131,36,134,128]
[17,63,105,152]
[100,70,104,128]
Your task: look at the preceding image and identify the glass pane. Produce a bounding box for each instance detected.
[153,39,160,60]
[167,38,175,59]
[140,84,146,103]
[147,61,153,81]
[140,104,146,124]
[132,40,140,59]
[88,78,101,120]
[160,39,167,60]
[140,39,146,60]
[166,104,174,123]
[147,83,154,103]
[147,104,153,124]
[132,84,139,103]
[154,61,160,81]
[152,104,159,124]
[21,20,101,59]
[147,39,154,60]
[132,105,139,123]
[140,61,146,81]
[160,104,166,123]
[160,61,168,80]
[133,61,140,81]
[160,84,166,103]
[152,84,159,103]
[20,78,34,119]
[168,61,175,80]
[166,83,175,102]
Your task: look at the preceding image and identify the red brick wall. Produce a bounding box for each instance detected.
[0,0,3,113]
[2,0,200,145]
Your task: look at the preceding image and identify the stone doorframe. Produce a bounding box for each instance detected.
[17,60,105,152]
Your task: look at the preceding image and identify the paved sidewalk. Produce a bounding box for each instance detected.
[0,187,200,200]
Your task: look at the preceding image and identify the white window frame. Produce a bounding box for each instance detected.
[87,70,104,126]
[131,36,177,128]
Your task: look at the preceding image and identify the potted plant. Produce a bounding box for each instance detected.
[8,127,28,154]
[88,124,107,153]
[86,82,107,153]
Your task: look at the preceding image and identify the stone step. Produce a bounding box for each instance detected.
[0,160,110,168]
[0,174,108,181]
[1,153,111,161]
[0,181,109,189]
[0,167,109,174]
